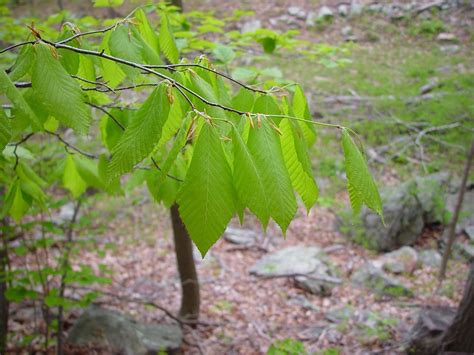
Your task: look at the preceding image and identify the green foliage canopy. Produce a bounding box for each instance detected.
[0,7,382,256]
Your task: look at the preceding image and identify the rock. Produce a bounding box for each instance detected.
[419,249,442,268]
[445,189,474,233]
[347,180,424,251]
[224,226,258,245]
[250,246,338,296]
[241,20,261,33]
[287,295,319,311]
[288,6,306,19]
[318,6,334,20]
[420,77,440,95]
[350,1,364,15]
[294,273,341,297]
[325,306,354,323]
[339,172,455,251]
[374,246,418,274]
[405,306,456,354]
[305,11,317,27]
[66,306,182,355]
[338,4,350,16]
[367,3,383,12]
[249,246,325,277]
[437,33,458,42]
[465,226,474,241]
[351,263,413,297]
[440,45,460,54]
[341,25,353,37]
[456,243,474,262]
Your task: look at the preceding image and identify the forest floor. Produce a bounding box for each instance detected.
[6,0,474,354]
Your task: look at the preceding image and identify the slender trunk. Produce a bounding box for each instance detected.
[170,204,199,323]
[439,139,474,280]
[439,262,474,352]
[56,200,82,355]
[0,229,9,355]
[0,187,10,354]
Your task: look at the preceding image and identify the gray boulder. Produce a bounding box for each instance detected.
[224,226,258,246]
[241,20,261,33]
[419,249,442,268]
[339,172,461,252]
[338,4,350,16]
[351,263,413,297]
[465,225,474,242]
[250,246,339,296]
[250,246,325,276]
[287,6,306,19]
[373,246,418,274]
[66,307,182,354]
[456,243,474,262]
[405,306,456,354]
[318,6,334,21]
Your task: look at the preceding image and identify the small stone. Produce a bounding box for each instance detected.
[66,307,182,354]
[419,249,443,268]
[457,243,474,262]
[305,11,317,26]
[375,246,419,274]
[368,3,383,12]
[224,226,258,246]
[351,263,413,297]
[318,6,334,20]
[294,273,341,297]
[325,306,354,323]
[437,33,458,42]
[350,2,364,15]
[465,226,474,242]
[338,4,350,16]
[287,295,319,311]
[249,246,325,277]
[440,45,460,54]
[341,25,353,37]
[288,6,306,19]
[241,20,261,33]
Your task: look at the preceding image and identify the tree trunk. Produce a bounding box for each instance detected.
[170,0,183,11]
[439,262,474,352]
[0,219,10,355]
[439,139,474,280]
[170,204,199,323]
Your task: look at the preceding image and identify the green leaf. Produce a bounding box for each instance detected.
[293,85,316,146]
[10,45,34,81]
[212,44,236,64]
[32,43,91,135]
[0,110,12,151]
[152,114,191,188]
[135,8,160,54]
[108,25,143,80]
[341,129,383,217]
[93,0,124,7]
[177,123,236,256]
[246,119,297,232]
[6,181,31,222]
[0,69,41,131]
[232,126,270,226]
[232,88,255,112]
[280,118,318,211]
[159,13,179,63]
[258,37,277,54]
[63,154,87,198]
[108,84,170,178]
[58,29,80,75]
[101,56,126,87]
